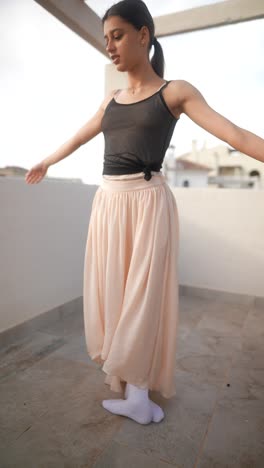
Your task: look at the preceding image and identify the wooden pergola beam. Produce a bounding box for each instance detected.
[154,0,264,38]
[34,0,108,57]
[34,0,264,55]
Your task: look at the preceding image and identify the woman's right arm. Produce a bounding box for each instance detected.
[44,89,117,166]
[25,90,117,184]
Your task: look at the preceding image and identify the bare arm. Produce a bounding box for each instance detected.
[25,90,116,184]
[42,90,116,167]
[177,80,264,163]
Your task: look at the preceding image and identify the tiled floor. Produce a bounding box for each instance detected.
[0,294,263,467]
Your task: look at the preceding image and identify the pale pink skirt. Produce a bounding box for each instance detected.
[83,171,180,399]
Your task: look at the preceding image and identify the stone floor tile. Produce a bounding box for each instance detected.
[0,355,124,467]
[51,334,99,369]
[0,331,66,380]
[93,440,178,468]
[196,397,264,468]
[35,309,85,339]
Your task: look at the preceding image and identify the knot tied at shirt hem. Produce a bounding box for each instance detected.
[143,166,152,181]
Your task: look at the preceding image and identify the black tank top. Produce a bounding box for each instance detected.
[101,80,179,181]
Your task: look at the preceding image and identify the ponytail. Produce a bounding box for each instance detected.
[150,37,164,78]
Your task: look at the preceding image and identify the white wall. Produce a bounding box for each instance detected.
[172,186,264,297]
[0,178,263,334]
[0,176,97,333]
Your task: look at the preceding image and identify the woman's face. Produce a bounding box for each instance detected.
[103,16,149,71]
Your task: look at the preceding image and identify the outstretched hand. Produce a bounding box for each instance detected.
[25,161,49,184]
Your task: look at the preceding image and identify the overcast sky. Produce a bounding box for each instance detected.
[1,0,263,184]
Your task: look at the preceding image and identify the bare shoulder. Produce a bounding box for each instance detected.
[162,80,189,118]
[169,79,201,97]
[100,88,119,112]
[164,80,204,117]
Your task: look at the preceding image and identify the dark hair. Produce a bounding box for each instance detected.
[102,0,165,78]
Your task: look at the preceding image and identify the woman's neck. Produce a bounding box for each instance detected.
[126,62,159,91]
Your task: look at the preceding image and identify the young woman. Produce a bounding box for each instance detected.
[25,0,264,425]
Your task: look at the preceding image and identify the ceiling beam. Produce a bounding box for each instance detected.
[154,0,264,38]
[34,0,264,56]
[33,0,108,57]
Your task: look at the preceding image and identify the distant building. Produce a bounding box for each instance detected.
[0,166,83,183]
[163,144,213,187]
[0,166,28,177]
[163,141,263,189]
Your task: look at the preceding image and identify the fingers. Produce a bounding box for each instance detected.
[25,164,47,184]
[25,173,42,184]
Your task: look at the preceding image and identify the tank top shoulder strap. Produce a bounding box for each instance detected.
[157,80,171,93]
[113,88,122,98]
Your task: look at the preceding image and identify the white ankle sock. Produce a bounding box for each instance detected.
[125,383,164,423]
[102,383,164,424]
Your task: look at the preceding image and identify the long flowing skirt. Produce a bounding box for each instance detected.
[83,171,180,399]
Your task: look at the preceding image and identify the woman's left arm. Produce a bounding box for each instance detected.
[177,80,264,163]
